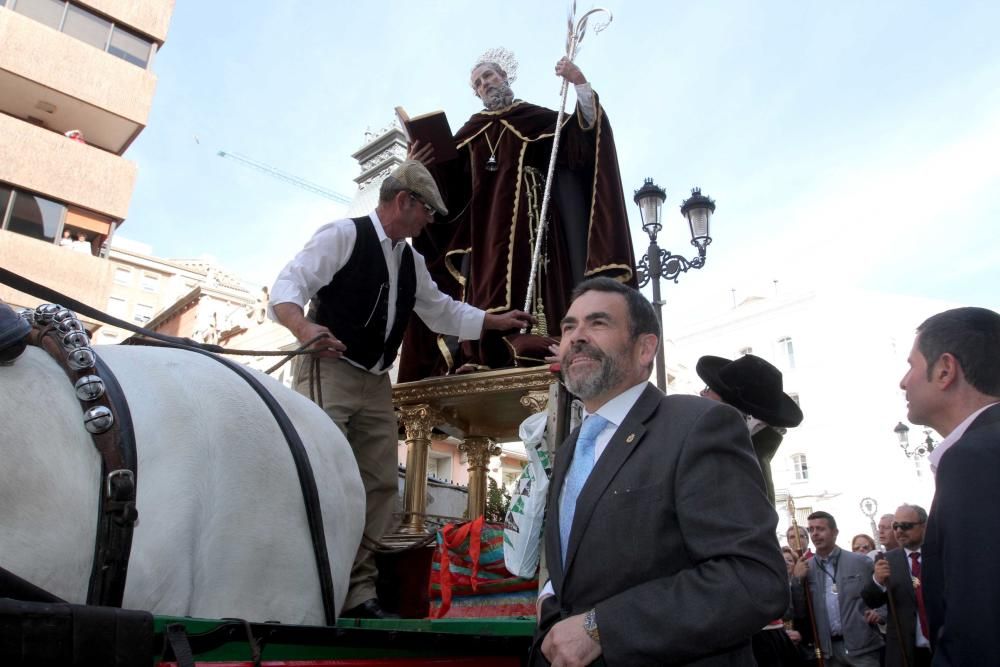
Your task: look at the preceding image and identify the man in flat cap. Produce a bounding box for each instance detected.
[270,160,531,618]
[696,354,804,505]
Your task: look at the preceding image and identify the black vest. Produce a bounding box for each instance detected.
[311,217,416,370]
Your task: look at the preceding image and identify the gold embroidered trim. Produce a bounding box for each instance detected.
[436,335,455,373]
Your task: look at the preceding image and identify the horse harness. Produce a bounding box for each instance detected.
[2,300,338,625]
[22,304,138,608]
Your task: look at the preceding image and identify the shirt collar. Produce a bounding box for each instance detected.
[928,401,1000,473]
[817,546,841,564]
[369,210,399,248]
[582,381,648,431]
[904,547,922,557]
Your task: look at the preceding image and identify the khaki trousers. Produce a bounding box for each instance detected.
[295,357,397,609]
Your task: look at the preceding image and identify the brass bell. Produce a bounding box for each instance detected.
[67,346,96,371]
[83,405,114,434]
[74,375,106,401]
[34,304,61,324]
[52,308,75,324]
[62,331,90,349]
[56,318,84,335]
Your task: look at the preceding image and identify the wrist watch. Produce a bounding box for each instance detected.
[583,608,600,643]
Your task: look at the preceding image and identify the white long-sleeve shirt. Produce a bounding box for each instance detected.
[269,212,485,374]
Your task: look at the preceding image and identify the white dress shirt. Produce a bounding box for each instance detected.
[539,381,649,599]
[928,402,999,473]
[269,212,484,373]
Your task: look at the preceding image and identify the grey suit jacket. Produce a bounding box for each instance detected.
[923,403,1000,666]
[792,547,883,659]
[532,385,788,666]
[861,548,919,667]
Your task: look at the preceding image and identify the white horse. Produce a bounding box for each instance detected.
[0,344,365,624]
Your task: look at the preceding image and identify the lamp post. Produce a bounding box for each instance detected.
[633,179,716,391]
[893,421,937,458]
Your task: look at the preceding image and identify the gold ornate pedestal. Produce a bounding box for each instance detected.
[392,366,558,535]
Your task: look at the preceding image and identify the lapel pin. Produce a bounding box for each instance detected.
[625,433,636,443]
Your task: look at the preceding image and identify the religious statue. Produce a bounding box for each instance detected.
[398,45,636,381]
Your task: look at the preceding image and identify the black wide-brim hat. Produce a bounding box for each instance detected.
[696,354,804,428]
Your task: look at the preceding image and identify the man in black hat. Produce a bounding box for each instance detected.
[270,160,532,619]
[696,354,804,505]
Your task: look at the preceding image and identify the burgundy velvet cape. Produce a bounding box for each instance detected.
[398,97,636,381]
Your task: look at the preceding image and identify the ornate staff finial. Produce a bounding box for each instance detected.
[520,4,612,329]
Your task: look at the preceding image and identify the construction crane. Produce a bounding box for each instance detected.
[217,150,352,205]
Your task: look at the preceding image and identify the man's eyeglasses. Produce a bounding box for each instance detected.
[892,521,924,531]
[409,193,435,216]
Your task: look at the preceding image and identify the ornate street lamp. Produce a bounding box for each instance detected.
[893,421,937,458]
[633,179,716,391]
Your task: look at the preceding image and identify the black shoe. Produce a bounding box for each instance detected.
[341,598,394,619]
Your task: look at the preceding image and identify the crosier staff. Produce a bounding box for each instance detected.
[788,497,825,667]
[520,3,612,333]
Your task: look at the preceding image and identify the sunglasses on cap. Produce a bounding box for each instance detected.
[892,521,925,531]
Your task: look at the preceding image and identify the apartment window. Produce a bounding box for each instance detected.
[141,274,159,292]
[62,4,111,49]
[107,296,127,318]
[108,25,151,67]
[8,0,153,69]
[114,267,131,285]
[0,186,12,226]
[428,452,452,481]
[777,336,796,369]
[6,190,64,243]
[133,303,153,324]
[12,0,66,29]
[792,453,809,481]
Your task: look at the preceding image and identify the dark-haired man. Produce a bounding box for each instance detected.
[862,504,931,667]
[791,511,883,666]
[899,307,1000,666]
[532,277,787,666]
[270,160,531,619]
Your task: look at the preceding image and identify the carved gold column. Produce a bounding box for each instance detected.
[459,436,501,519]
[398,403,442,534]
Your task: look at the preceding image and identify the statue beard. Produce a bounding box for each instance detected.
[481,82,515,111]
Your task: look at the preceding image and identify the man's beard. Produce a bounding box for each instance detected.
[482,82,515,111]
[562,342,627,401]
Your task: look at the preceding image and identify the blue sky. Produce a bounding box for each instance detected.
[123,1,1000,321]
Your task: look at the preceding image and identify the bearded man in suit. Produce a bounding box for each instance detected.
[898,307,1000,666]
[531,277,787,666]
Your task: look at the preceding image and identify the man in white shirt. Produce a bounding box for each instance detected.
[898,307,1000,665]
[531,278,786,666]
[862,504,932,667]
[270,160,530,618]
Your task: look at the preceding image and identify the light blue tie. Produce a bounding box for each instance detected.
[560,414,610,565]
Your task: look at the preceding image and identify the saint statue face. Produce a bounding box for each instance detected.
[470,63,514,111]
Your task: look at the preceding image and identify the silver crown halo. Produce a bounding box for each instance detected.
[472,47,519,84]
